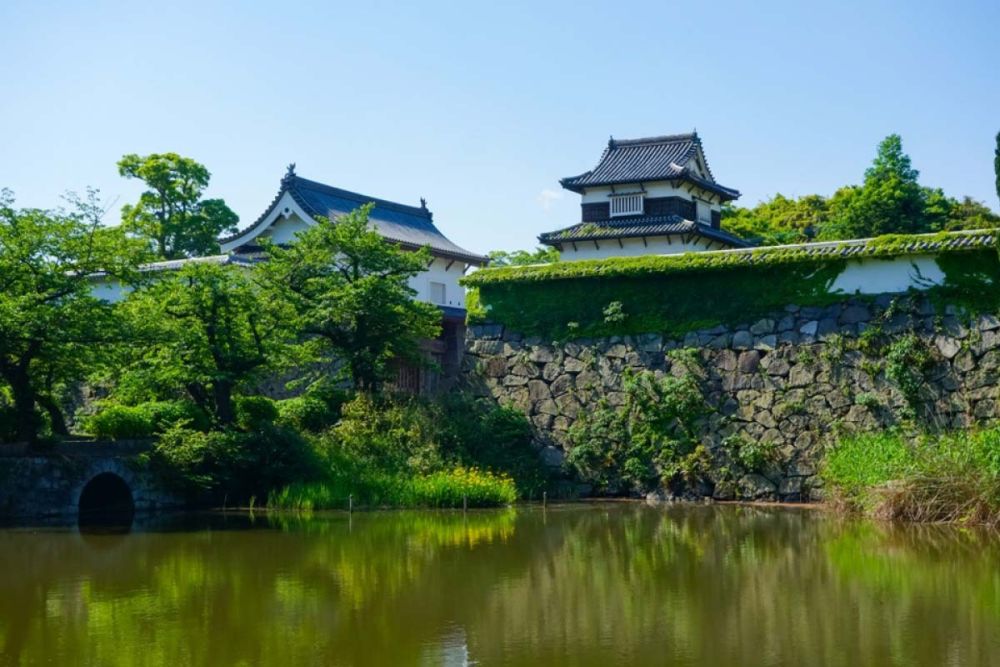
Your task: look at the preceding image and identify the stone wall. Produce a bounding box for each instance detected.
[0,441,182,519]
[461,294,1000,501]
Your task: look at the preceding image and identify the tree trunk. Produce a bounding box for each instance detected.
[214,380,235,427]
[8,372,39,445]
[36,394,69,437]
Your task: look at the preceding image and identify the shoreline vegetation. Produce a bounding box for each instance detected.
[823,426,1000,526]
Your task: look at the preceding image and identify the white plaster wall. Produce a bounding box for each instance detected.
[831,255,947,295]
[579,181,723,219]
[580,182,687,202]
[93,257,470,310]
[408,257,467,309]
[264,214,312,244]
[558,236,712,261]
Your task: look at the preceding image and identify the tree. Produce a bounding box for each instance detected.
[259,204,441,392]
[0,189,143,444]
[118,261,289,427]
[819,134,926,240]
[995,131,1000,207]
[722,194,831,245]
[487,246,559,267]
[941,195,1000,231]
[118,153,238,260]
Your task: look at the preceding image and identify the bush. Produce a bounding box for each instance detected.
[276,390,346,433]
[823,427,1000,525]
[437,394,549,496]
[330,393,444,473]
[148,423,319,503]
[567,367,708,495]
[234,395,278,431]
[83,404,156,439]
[269,466,517,510]
[83,401,211,440]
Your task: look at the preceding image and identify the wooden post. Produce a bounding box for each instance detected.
[348,494,353,514]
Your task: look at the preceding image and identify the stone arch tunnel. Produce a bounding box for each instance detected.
[0,441,181,522]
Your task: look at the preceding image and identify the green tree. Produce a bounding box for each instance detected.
[118,261,289,427]
[995,131,1000,207]
[0,189,143,444]
[722,194,831,245]
[942,195,1000,230]
[486,246,559,266]
[118,153,238,259]
[259,204,441,392]
[819,134,926,239]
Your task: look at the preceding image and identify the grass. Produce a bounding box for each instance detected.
[823,427,1000,525]
[268,466,518,510]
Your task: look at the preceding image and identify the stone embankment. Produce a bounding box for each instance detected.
[462,295,1000,501]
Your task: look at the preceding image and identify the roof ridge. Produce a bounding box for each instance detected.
[611,133,698,147]
[289,175,430,218]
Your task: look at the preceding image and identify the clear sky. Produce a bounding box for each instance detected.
[2,0,998,255]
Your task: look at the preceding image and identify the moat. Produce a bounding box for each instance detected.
[1,503,999,666]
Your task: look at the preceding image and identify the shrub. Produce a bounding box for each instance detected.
[722,434,778,474]
[83,404,156,439]
[567,368,708,495]
[276,389,346,433]
[148,423,319,503]
[437,394,549,496]
[304,392,548,499]
[330,393,443,474]
[884,334,932,407]
[234,395,279,431]
[82,400,211,440]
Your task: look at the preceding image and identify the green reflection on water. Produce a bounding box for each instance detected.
[1,504,999,666]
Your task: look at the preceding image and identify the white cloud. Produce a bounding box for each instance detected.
[537,188,563,212]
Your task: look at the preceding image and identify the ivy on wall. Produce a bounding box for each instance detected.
[463,231,1000,340]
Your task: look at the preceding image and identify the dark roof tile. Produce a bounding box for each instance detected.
[222,171,486,264]
[539,215,750,248]
[560,133,739,200]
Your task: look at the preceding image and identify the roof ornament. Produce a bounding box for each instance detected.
[420,197,433,219]
[608,135,615,148]
[282,163,297,185]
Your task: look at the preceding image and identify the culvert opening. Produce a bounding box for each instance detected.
[78,472,135,529]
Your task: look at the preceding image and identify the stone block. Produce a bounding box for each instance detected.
[539,446,565,468]
[935,336,961,360]
[755,335,777,351]
[550,374,574,397]
[799,320,819,336]
[738,474,777,500]
[529,347,555,363]
[732,330,753,350]
[839,305,871,325]
[738,350,762,373]
[527,380,552,401]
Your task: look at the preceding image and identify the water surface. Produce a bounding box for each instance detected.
[1,503,999,666]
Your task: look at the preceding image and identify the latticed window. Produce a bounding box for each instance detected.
[609,193,643,217]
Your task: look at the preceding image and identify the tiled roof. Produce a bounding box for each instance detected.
[560,133,740,200]
[222,169,486,264]
[539,215,751,248]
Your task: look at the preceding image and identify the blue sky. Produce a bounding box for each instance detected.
[1,1,998,254]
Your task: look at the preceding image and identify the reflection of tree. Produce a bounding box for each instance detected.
[1,507,999,666]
